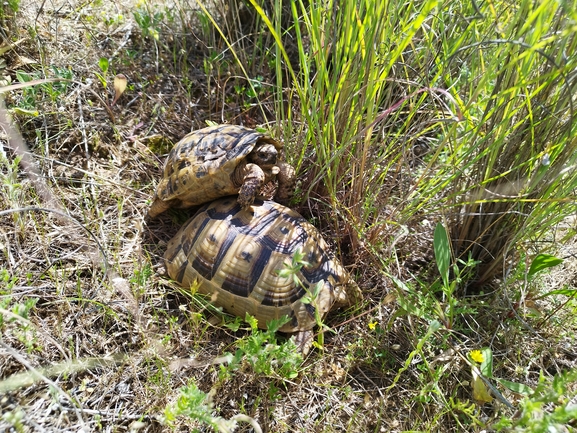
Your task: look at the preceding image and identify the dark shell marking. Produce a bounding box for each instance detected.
[164,197,354,333]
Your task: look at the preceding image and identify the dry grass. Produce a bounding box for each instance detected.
[1,1,576,432]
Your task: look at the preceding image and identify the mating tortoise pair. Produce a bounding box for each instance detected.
[149,124,359,352]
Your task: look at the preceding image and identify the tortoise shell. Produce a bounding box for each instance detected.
[148,124,294,218]
[164,196,357,336]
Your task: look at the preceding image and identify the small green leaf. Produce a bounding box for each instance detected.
[433,223,451,287]
[98,57,109,74]
[528,254,563,278]
[495,378,533,395]
[265,316,291,333]
[224,316,243,332]
[244,313,258,331]
[428,319,442,333]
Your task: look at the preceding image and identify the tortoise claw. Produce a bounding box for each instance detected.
[293,330,314,356]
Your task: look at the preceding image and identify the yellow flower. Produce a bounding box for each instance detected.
[469,350,484,363]
[368,321,377,331]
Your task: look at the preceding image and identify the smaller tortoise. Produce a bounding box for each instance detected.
[164,196,360,353]
[148,124,295,218]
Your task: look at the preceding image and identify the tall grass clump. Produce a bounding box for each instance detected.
[442,4,577,286]
[199,0,453,245]
[241,0,577,286]
[257,0,456,244]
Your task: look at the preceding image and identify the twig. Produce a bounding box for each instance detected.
[0,98,62,211]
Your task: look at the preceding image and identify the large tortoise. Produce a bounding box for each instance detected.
[148,124,295,218]
[164,196,360,353]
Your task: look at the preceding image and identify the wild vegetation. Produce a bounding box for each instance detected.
[1,0,576,431]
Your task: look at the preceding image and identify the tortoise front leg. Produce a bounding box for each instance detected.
[274,161,296,205]
[238,163,266,209]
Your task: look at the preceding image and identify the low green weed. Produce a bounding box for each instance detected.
[165,313,301,431]
[233,75,267,109]
[164,381,262,432]
[432,222,480,328]
[226,314,302,380]
[2,408,25,433]
[477,346,577,432]
[0,269,17,327]
[130,264,153,292]
[276,247,334,350]
[393,223,478,327]
[0,268,39,352]
[493,368,577,432]
[164,382,222,429]
[1,152,22,208]
[12,66,72,112]
[94,57,110,89]
[133,0,173,41]
[173,279,304,379]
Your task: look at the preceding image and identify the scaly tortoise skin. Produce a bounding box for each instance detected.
[148,124,296,218]
[164,196,359,352]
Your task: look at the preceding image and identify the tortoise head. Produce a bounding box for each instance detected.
[249,143,278,168]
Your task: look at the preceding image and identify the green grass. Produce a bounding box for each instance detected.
[203,0,577,429]
[1,0,577,431]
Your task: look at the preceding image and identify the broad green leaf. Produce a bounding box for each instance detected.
[480,347,494,378]
[15,70,32,82]
[537,288,577,298]
[433,223,451,287]
[528,254,563,278]
[495,378,533,395]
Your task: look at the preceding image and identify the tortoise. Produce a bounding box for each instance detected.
[148,124,296,218]
[164,196,360,353]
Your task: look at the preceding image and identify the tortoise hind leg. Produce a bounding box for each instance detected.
[147,195,171,219]
[238,163,266,209]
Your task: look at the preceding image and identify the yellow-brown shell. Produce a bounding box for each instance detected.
[164,196,356,333]
[151,124,282,214]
